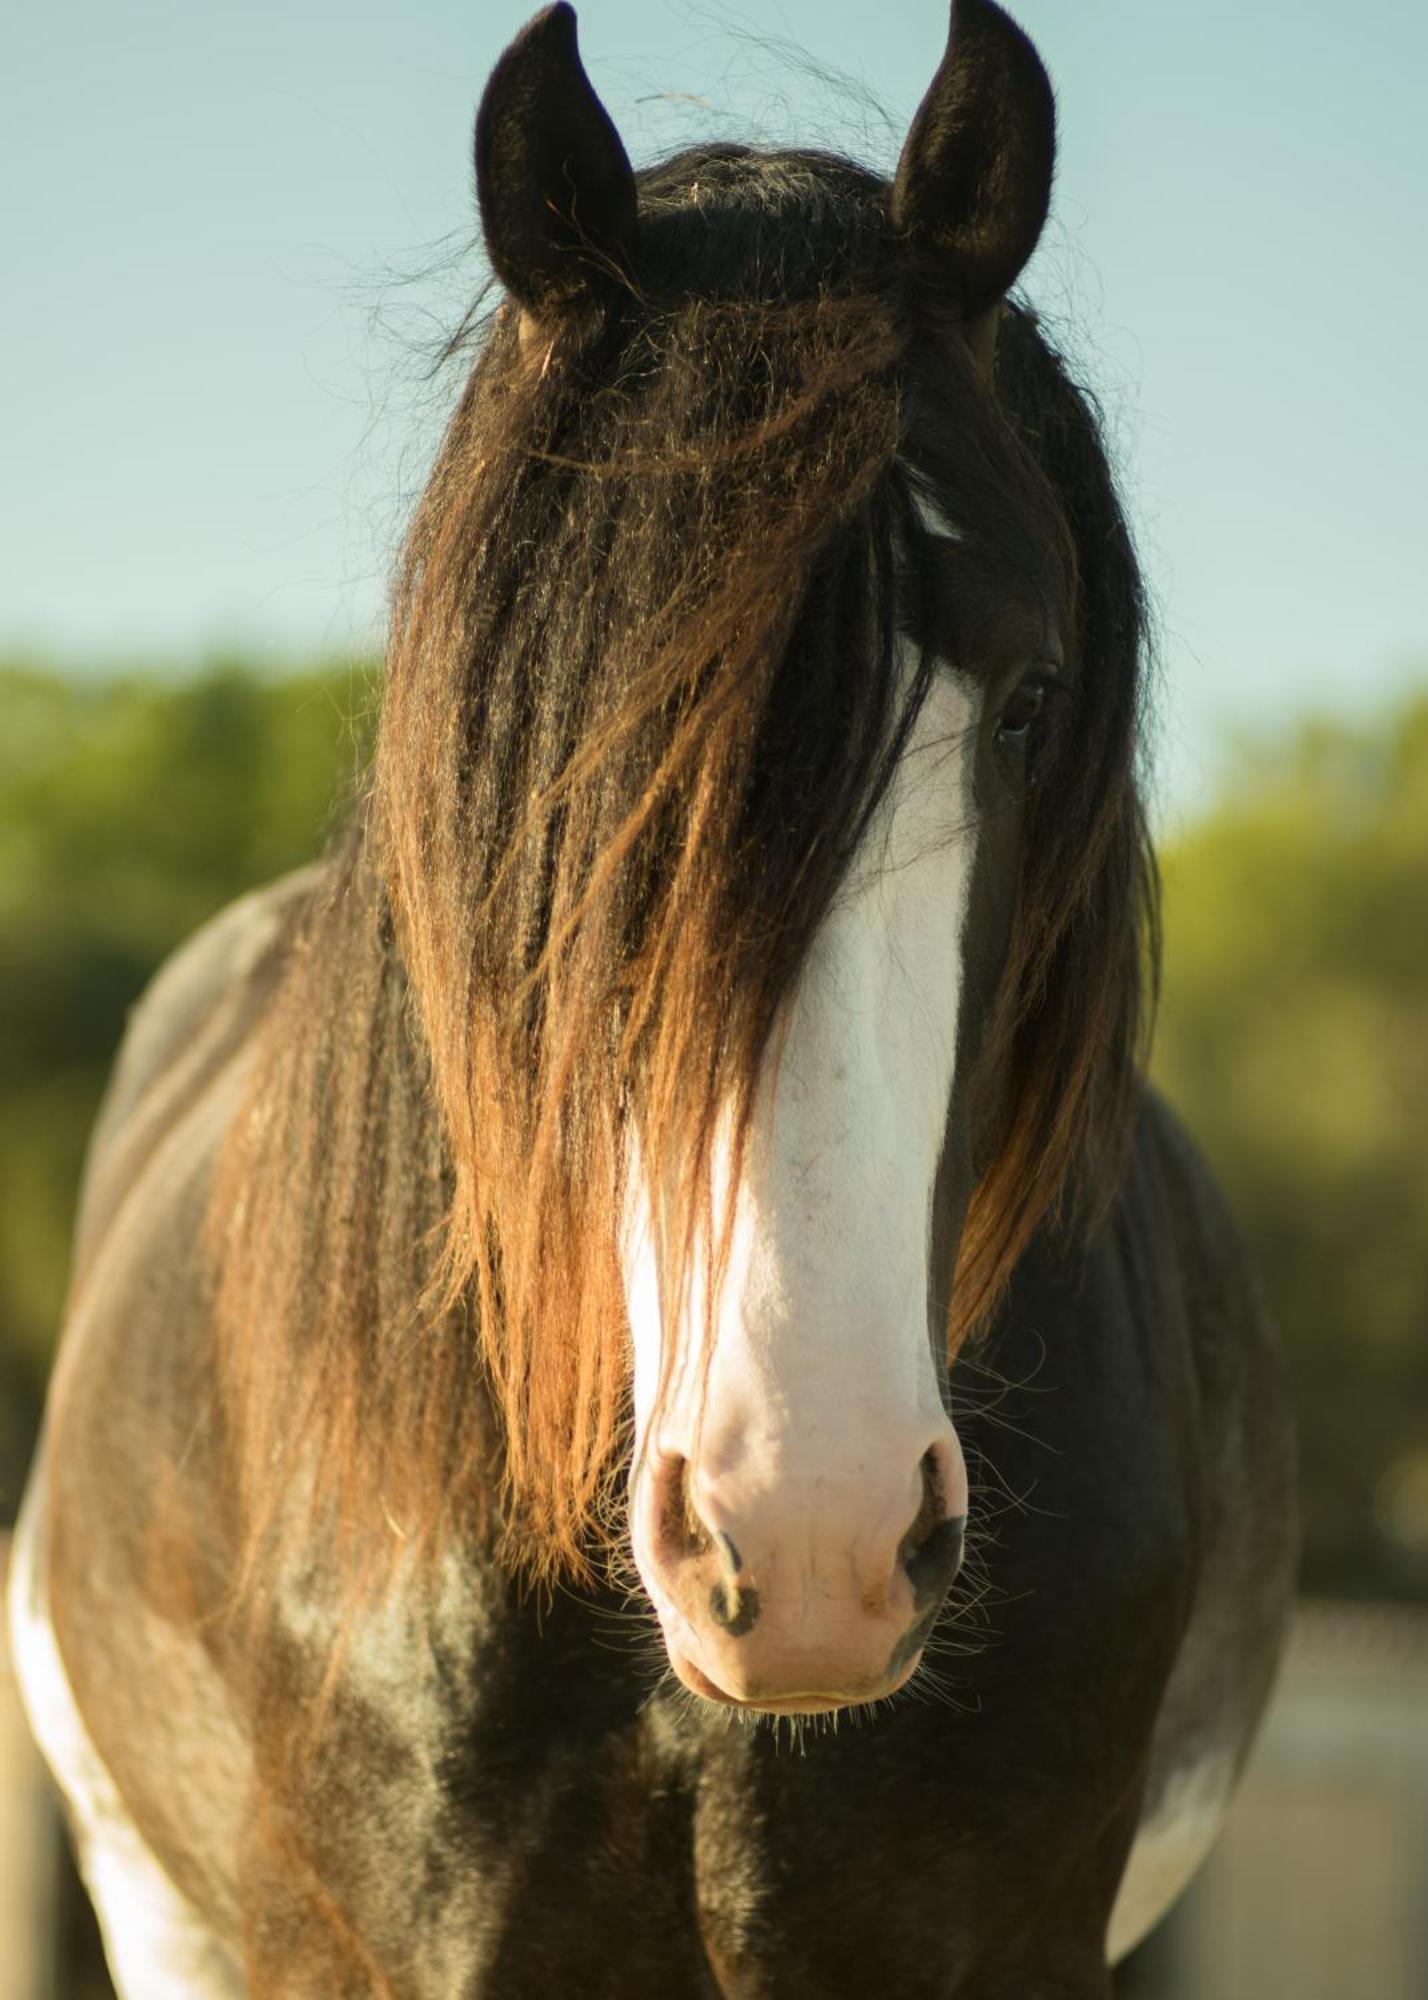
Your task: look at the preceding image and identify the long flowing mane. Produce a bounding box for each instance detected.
[211,144,1154,1600]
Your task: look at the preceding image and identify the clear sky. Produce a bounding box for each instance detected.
[6,0,1426,820]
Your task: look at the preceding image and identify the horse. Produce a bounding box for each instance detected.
[9,2,1296,1992]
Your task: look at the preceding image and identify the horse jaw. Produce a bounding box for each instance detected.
[622,671,979,1712]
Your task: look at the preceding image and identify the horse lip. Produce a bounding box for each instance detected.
[670,1648,923,1715]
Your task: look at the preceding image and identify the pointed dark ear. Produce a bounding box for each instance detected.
[475,3,638,318]
[891,0,1055,338]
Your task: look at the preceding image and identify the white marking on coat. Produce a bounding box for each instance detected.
[907,482,963,544]
[1107,1749,1235,1963]
[625,667,980,1610]
[5,1464,244,1999]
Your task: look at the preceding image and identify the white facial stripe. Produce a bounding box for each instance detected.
[625,667,981,1495]
[907,480,962,545]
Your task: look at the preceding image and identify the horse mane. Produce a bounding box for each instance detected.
[210,144,1154,1602]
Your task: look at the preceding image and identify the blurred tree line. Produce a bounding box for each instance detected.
[0,658,377,1518]
[1154,700,1428,1601]
[2,656,1425,1603]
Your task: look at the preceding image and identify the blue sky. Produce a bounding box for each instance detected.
[6,0,1426,820]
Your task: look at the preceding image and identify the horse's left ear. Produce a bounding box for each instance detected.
[891,0,1055,370]
[475,3,638,321]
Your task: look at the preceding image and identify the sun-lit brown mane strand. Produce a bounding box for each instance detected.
[208,148,1155,1609]
[213,152,922,1595]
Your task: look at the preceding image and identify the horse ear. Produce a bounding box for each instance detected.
[475,3,638,319]
[891,0,1055,360]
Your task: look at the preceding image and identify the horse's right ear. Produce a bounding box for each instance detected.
[475,3,638,320]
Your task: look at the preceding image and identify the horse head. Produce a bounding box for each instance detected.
[370,0,1146,1716]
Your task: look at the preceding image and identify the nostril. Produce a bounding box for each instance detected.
[899,1449,943,1561]
[651,1458,761,1637]
[898,1447,967,1614]
[653,1452,711,1564]
[708,1531,761,1637]
[713,1528,743,1578]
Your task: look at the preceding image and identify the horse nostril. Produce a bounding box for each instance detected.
[714,1528,743,1577]
[652,1465,763,1636]
[899,1447,966,1613]
[654,1453,712,1564]
[707,1527,761,1635]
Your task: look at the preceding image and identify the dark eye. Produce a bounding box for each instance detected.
[993,671,1069,785]
[995,675,1050,750]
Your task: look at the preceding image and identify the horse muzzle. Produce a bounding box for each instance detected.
[632,1436,968,1714]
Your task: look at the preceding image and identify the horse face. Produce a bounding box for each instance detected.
[624,659,1011,1713]
[475,0,1058,1708]
[618,454,1069,1709]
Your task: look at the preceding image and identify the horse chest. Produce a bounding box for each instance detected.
[251,1531,1174,1999]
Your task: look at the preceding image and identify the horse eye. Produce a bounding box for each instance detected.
[994,676,1049,749]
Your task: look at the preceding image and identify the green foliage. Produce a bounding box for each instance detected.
[0,659,377,1418]
[1,655,1424,1602]
[1153,692,1428,1601]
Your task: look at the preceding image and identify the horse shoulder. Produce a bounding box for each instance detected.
[72,864,321,1273]
[12,870,325,1991]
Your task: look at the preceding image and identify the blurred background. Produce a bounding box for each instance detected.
[2,1,1425,1994]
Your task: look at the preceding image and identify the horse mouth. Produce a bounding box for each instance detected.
[669,1649,923,1716]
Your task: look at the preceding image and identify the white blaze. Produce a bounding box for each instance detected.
[624,668,981,1581]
